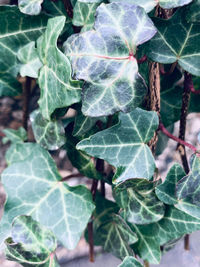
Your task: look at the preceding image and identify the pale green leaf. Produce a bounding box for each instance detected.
[64,3,156,116]
[156,164,186,205]
[30,109,66,150]
[38,16,81,120]
[18,41,42,78]
[19,0,43,15]
[0,144,95,249]
[77,108,159,183]
[118,256,143,267]
[146,8,200,76]
[114,179,165,224]
[2,127,27,144]
[0,6,48,96]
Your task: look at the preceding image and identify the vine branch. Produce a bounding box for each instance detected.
[22,77,32,131]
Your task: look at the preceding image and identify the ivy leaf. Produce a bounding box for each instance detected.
[176,156,200,219]
[186,0,200,24]
[5,215,59,267]
[37,16,81,120]
[114,179,165,224]
[130,223,161,264]
[77,108,159,183]
[118,256,143,267]
[146,8,200,76]
[64,129,104,180]
[0,6,48,96]
[2,127,27,144]
[30,109,66,150]
[18,0,43,15]
[18,41,42,78]
[95,214,138,259]
[64,3,156,117]
[73,1,102,32]
[155,164,186,205]
[109,0,192,13]
[0,144,95,249]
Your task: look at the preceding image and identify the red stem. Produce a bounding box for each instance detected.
[159,122,198,153]
[190,86,200,95]
[160,62,177,76]
[137,55,147,64]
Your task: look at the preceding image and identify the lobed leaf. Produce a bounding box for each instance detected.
[0,6,48,96]
[146,8,200,76]
[114,179,165,224]
[77,108,159,183]
[0,144,95,249]
[64,2,157,117]
[118,256,143,267]
[37,16,81,120]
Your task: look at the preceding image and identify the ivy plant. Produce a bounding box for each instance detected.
[0,0,200,266]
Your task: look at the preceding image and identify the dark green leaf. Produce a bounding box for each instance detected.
[114,179,165,224]
[186,0,200,24]
[118,256,143,267]
[146,8,200,76]
[77,108,159,183]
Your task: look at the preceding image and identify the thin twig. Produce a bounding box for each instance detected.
[160,62,177,76]
[190,85,200,95]
[137,55,147,64]
[22,77,32,131]
[61,173,84,182]
[144,260,150,267]
[159,122,197,153]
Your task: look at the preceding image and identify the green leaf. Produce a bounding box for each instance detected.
[77,108,159,183]
[64,3,156,116]
[186,0,200,24]
[5,215,58,267]
[0,144,95,249]
[155,164,186,205]
[18,41,42,78]
[118,256,143,267]
[95,214,138,259]
[64,129,104,180]
[30,109,66,150]
[73,1,102,32]
[0,6,48,96]
[114,179,165,224]
[146,8,200,76]
[37,16,81,120]
[19,0,43,15]
[176,156,200,219]
[2,127,27,144]
[109,0,192,13]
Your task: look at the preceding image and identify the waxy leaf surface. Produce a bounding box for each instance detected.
[38,16,81,120]
[18,41,42,78]
[95,214,137,259]
[77,108,159,183]
[118,256,143,267]
[5,215,58,266]
[0,6,48,96]
[146,8,200,76]
[65,3,156,116]
[114,179,165,224]
[30,110,66,150]
[176,156,200,219]
[19,0,43,15]
[0,144,95,249]
[2,127,27,145]
[186,0,200,24]
[156,164,186,205]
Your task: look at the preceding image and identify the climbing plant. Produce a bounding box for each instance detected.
[0,0,200,266]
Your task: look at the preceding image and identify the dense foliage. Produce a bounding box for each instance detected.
[0,0,200,266]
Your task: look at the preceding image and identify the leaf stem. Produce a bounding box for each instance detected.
[160,62,177,76]
[61,173,84,182]
[62,0,73,18]
[22,77,32,132]
[159,122,197,153]
[137,55,147,64]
